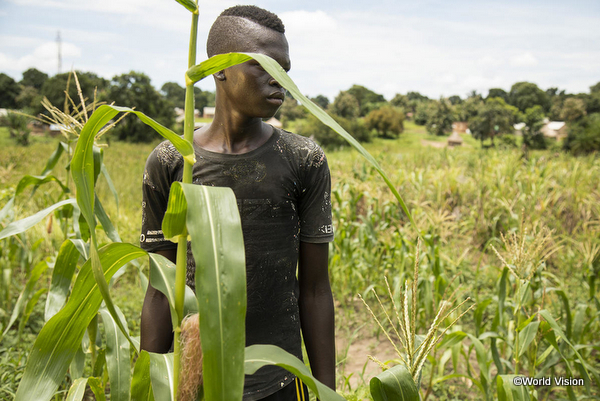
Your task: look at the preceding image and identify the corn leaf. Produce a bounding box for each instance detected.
[131,351,154,401]
[517,321,539,358]
[174,0,197,13]
[497,375,531,401]
[101,163,119,211]
[148,253,198,329]
[45,240,80,321]
[467,333,490,395]
[178,182,246,401]
[0,198,76,240]
[245,345,345,401]
[88,377,106,401]
[539,309,591,392]
[149,352,175,401]
[65,377,88,401]
[95,193,121,242]
[41,141,69,177]
[369,363,420,401]
[14,175,69,199]
[14,243,145,401]
[187,53,417,230]
[99,307,131,401]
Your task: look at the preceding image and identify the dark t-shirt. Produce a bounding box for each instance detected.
[140,127,334,400]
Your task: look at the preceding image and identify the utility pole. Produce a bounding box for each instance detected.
[56,30,62,74]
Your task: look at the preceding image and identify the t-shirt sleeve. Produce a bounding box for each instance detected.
[140,142,180,252]
[297,144,334,243]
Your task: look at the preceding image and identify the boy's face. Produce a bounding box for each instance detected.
[218,20,291,119]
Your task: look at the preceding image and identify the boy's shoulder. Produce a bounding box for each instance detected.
[147,139,184,171]
[274,128,327,169]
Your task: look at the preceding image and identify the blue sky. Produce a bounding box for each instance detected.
[1,0,599,101]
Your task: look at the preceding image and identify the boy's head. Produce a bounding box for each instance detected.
[207,5,291,118]
[207,5,286,57]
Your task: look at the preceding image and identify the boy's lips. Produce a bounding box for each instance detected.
[267,91,285,105]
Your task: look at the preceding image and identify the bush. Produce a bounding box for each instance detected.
[364,105,404,138]
[563,113,600,154]
[295,113,371,148]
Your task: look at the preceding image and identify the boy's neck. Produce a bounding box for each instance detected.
[194,111,273,155]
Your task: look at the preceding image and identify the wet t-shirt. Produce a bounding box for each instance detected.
[140,127,334,400]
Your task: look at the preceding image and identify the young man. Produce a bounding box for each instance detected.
[139,5,335,400]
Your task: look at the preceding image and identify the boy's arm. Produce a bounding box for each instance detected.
[298,241,336,390]
[140,248,177,353]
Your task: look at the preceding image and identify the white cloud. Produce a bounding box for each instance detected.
[0,41,81,75]
[510,52,538,67]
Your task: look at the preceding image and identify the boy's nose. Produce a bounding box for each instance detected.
[269,77,282,88]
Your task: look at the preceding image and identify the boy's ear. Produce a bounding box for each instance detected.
[215,70,226,81]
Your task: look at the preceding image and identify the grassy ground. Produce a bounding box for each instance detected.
[0,125,598,400]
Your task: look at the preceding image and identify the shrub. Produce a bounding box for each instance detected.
[364,105,404,138]
[563,113,600,154]
[296,113,371,148]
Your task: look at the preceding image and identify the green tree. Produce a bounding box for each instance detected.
[509,81,549,113]
[106,71,175,142]
[470,97,518,146]
[563,113,600,154]
[454,96,483,122]
[330,90,360,119]
[16,86,42,110]
[390,93,409,110]
[296,112,370,148]
[406,91,428,102]
[310,94,329,110]
[425,98,453,136]
[161,81,186,109]
[0,73,21,109]
[522,105,546,149]
[486,88,508,102]
[590,81,600,94]
[448,95,462,105]
[364,105,404,138]
[414,100,434,125]
[560,98,587,122]
[21,68,48,90]
[347,84,386,116]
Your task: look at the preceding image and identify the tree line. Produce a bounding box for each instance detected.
[0,68,214,142]
[278,81,600,154]
[1,68,599,153]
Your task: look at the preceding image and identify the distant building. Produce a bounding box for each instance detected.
[447,131,463,147]
[175,107,201,123]
[451,121,468,133]
[541,120,567,140]
[513,122,526,136]
[203,107,215,119]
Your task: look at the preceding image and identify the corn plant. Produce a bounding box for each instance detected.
[359,239,474,400]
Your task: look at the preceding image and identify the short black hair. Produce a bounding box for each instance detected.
[207,5,285,57]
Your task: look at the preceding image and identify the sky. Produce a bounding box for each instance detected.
[1,0,600,102]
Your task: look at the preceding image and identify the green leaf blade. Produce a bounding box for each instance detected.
[180,183,246,401]
[14,243,146,401]
[245,345,345,401]
[45,239,80,321]
[99,307,131,401]
[369,364,420,401]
